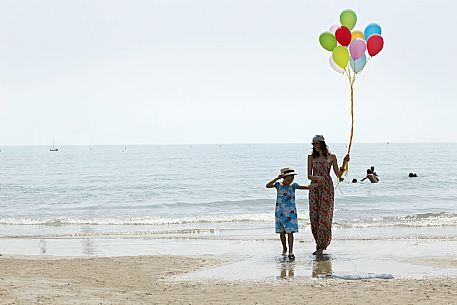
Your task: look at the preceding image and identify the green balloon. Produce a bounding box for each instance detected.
[319,31,337,51]
[340,9,357,30]
[332,46,349,69]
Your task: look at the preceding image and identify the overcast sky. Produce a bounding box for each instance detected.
[0,0,455,145]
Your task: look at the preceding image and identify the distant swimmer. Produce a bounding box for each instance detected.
[370,166,378,177]
[361,169,379,183]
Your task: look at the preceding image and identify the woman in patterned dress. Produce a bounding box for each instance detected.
[307,135,349,255]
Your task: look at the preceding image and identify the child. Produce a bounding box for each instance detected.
[266,167,315,260]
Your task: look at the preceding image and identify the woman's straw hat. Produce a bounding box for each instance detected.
[312,135,325,143]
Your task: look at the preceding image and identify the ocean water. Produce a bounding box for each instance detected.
[1,143,457,242]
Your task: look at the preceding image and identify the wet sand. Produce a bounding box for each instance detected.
[3,238,457,280]
[2,238,457,304]
[1,255,457,305]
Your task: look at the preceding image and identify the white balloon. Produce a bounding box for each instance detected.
[329,24,339,34]
[329,56,345,74]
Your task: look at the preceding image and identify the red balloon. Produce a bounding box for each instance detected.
[335,26,351,46]
[367,34,384,56]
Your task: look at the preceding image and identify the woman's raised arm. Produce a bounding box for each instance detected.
[332,154,350,178]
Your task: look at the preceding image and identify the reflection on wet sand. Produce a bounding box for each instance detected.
[39,239,47,254]
[81,226,96,256]
[276,257,295,279]
[312,254,333,278]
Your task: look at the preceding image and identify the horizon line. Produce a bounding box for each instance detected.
[0,141,456,147]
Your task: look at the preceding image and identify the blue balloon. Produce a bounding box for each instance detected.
[364,23,382,40]
[349,53,367,73]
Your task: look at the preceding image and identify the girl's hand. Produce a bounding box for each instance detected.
[309,183,320,189]
[277,174,283,179]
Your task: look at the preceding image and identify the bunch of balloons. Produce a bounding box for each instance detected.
[319,9,384,74]
[318,9,384,177]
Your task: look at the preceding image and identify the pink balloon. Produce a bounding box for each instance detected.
[329,24,339,34]
[349,39,366,60]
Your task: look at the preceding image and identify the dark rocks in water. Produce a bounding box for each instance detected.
[408,173,418,178]
[352,178,358,183]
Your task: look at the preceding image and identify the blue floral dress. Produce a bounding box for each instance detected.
[274,182,299,233]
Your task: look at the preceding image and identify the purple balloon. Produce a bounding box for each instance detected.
[349,39,366,60]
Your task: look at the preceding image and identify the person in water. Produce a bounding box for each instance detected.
[361,169,379,183]
[370,166,378,177]
[266,167,316,260]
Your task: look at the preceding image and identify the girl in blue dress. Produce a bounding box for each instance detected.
[266,167,316,260]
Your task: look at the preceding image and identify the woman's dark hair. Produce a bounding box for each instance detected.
[312,141,329,158]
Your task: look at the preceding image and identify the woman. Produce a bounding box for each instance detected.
[308,135,349,255]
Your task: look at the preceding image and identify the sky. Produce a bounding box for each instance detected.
[0,0,455,145]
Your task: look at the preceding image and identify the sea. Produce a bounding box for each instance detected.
[0,143,457,281]
[1,143,456,246]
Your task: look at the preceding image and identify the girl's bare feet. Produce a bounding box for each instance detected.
[282,248,287,256]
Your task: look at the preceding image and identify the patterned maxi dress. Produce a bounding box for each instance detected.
[309,159,334,250]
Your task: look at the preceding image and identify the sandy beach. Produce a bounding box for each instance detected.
[1,255,456,305]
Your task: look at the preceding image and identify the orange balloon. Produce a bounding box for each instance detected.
[351,30,365,42]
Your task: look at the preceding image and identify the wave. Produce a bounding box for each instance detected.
[337,212,457,228]
[4,232,457,241]
[1,212,457,227]
[0,213,273,226]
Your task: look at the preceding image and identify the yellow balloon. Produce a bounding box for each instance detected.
[351,30,365,42]
[332,46,349,69]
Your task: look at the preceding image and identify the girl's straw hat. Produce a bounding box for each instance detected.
[280,167,297,177]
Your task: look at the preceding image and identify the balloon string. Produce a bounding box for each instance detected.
[336,63,355,189]
[341,80,354,178]
[346,64,352,82]
[339,56,373,184]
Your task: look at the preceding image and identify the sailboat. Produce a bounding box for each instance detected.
[50,139,59,152]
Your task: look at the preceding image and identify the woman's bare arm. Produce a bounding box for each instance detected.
[331,154,341,177]
[307,155,319,181]
[333,154,350,178]
[308,154,324,185]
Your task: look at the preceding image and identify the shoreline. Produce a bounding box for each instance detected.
[2,238,457,280]
[1,254,457,305]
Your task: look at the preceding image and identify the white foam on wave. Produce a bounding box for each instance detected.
[0,213,273,226]
[336,212,457,228]
[1,212,457,227]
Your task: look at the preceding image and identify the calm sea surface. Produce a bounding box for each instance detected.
[1,144,456,241]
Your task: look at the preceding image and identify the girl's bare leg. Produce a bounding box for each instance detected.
[287,233,294,256]
[280,232,287,255]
